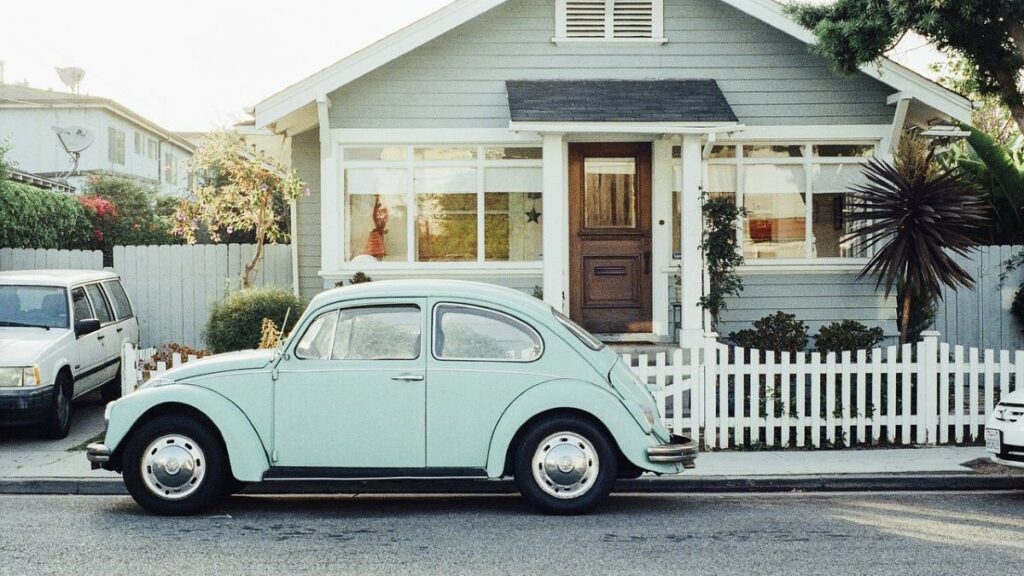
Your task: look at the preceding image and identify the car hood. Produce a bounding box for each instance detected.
[1000,388,1024,405]
[155,349,276,383]
[0,329,68,365]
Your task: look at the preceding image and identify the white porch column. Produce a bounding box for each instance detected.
[678,134,704,348]
[317,95,339,282]
[542,133,568,312]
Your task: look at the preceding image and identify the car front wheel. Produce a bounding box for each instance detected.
[513,416,618,515]
[122,415,228,516]
[40,374,72,439]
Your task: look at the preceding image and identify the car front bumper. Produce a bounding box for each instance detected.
[86,443,112,470]
[0,386,54,425]
[647,434,698,468]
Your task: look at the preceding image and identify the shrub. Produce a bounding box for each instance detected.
[79,176,180,263]
[1013,284,1024,335]
[204,288,304,354]
[0,181,91,249]
[815,320,885,355]
[729,311,809,355]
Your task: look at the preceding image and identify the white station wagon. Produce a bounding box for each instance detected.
[0,270,139,438]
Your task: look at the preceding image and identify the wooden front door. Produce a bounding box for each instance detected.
[569,143,652,334]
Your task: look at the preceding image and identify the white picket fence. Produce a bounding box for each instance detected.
[121,344,202,396]
[623,331,1020,450]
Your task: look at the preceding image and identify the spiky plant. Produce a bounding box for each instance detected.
[846,140,988,345]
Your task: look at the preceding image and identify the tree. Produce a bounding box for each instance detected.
[845,134,988,345]
[79,176,180,263]
[932,56,1021,146]
[786,1,1024,135]
[174,132,304,288]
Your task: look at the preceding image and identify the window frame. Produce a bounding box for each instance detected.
[554,0,667,44]
[431,302,545,364]
[107,127,126,165]
[70,285,95,323]
[101,280,134,321]
[82,282,115,325]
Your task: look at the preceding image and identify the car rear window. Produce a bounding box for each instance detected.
[552,309,604,351]
[102,280,133,320]
[84,284,114,324]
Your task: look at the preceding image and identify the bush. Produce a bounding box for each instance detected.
[79,176,180,263]
[814,320,885,355]
[0,181,91,249]
[1013,284,1024,335]
[204,288,305,354]
[729,311,809,355]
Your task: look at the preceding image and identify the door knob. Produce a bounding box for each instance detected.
[391,374,424,382]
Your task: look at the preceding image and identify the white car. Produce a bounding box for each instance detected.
[985,391,1024,468]
[0,270,139,438]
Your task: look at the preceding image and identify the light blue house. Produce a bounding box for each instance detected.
[253,0,972,346]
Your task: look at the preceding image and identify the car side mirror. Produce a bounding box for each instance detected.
[75,318,101,338]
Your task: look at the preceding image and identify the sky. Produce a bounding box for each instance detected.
[0,0,945,133]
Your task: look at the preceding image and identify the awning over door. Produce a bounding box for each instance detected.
[505,80,738,124]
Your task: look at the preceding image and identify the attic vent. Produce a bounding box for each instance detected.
[556,0,664,42]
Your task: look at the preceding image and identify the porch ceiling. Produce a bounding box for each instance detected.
[505,80,738,124]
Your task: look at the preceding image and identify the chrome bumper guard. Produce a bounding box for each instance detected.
[648,435,698,468]
[86,443,111,470]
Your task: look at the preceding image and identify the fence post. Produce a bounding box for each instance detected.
[702,332,719,451]
[921,331,940,444]
[121,343,136,397]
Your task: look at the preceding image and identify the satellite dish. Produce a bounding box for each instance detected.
[52,126,94,179]
[56,67,86,94]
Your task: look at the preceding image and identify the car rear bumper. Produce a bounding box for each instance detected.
[647,434,698,468]
[0,386,53,425]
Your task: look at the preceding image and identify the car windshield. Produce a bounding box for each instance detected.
[0,285,70,329]
[552,308,605,351]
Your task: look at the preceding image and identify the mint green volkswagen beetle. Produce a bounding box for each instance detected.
[88,280,696,515]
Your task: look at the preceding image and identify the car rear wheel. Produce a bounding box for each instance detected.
[100,367,122,403]
[40,374,73,439]
[513,416,618,515]
[122,415,228,516]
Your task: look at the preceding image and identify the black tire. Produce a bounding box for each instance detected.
[40,373,73,439]
[100,368,122,403]
[122,414,229,516]
[513,415,618,515]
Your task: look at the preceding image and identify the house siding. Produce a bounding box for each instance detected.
[291,129,324,300]
[328,0,894,129]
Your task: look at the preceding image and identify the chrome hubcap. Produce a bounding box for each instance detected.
[531,432,599,500]
[141,435,206,501]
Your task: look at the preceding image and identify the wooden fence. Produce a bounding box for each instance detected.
[0,247,102,270]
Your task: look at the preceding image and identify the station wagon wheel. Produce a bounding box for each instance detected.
[514,416,618,515]
[40,373,73,439]
[122,414,229,516]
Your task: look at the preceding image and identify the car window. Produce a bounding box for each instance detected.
[102,280,133,320]
[71,287,94,322]
[552,309,604,351]
[433,304,542,362]
[0,285,69,329]
[332,306,421,361]
[84,283,114,324]
[295,311,338,360]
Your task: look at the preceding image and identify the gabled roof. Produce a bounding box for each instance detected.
[253,0,974,129]
[0,84,196,152]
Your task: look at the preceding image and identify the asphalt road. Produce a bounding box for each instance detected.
[1,492,1020,575]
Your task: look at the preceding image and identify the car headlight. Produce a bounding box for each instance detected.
[0,366,42,388]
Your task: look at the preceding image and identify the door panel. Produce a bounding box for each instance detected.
[70,286,104,395]
[273,300,428,469]
[570,143,653,334]
[84,283,118,387]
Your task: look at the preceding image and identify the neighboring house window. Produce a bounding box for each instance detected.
[147,139,158,160]
[342,145,543,264]
[555,0,665,42]
[134,132,143,155]
[107,128,126,165]
[672,143,875,261]
[163,152,176,184]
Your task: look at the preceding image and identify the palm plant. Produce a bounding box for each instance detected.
[845,136,989,345]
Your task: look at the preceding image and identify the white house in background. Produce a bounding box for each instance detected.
[253,0,973,345]
[179,121,293,168]
[0,83,194,196]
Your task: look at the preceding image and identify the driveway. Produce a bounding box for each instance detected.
[0,390,114,479]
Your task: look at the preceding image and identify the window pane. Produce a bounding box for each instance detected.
[414,147,477,161]
[812,192,859,258]
[344,147,407,161]
[813,144,874,158]
[743,164,806,259]
[485,193,543,261]
[417,194,477,261]
[102,281,133,320]
[434,304,542,361]
[485,147,542,160]
[295,311,338,360]
[672,165,737,259]
[0,286,68,329]
[414,167,476,194]
[744,145,804,159]
[333,306,421,360]
[346,168,406,195]
[71,288,92,322]
[584,157,637,229]
[812,164,870,193]
[85,284,114,324]
[348,194,408,262]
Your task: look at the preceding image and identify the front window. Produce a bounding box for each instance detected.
[433,304,543,361]
[343,145,543,264]
[295,306,422,361]
[673,142,874,262]
[0,286,69,329]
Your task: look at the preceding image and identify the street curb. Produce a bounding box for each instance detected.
[1,474,1019,496]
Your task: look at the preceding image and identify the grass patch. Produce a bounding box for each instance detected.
[67,431,106,452]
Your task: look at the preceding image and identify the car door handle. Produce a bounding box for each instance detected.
[391,374,424,382]
[116,327,124,333]
[96,335,106,341]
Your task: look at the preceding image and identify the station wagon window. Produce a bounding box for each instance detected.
[102,280,133,320]
[295,311,339,360]
[433,304,542,362]
[71,287,93,322]
[0,285,69,329]
[84,284,114,324]
[332,306,421,360]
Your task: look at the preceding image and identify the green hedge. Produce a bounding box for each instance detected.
[204,288,305,354]
[0,181,91,249]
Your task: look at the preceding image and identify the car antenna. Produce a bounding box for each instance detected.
[277,307,291,346]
